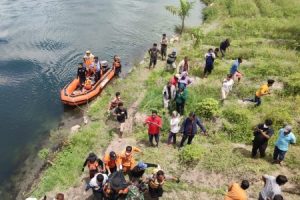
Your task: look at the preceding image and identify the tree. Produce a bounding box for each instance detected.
[165,0,195,34]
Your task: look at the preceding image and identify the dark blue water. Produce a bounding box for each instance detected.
[0,0,203,197]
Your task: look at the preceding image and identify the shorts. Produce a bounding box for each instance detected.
[234,72,242,79]
[150,58,157,66]
[120,122,126,132]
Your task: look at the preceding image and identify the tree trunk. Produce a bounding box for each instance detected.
[180,17,185,34]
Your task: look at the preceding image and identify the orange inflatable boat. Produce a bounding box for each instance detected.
[60,68,115,106]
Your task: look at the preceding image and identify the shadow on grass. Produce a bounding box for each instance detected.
[232,147,251,158]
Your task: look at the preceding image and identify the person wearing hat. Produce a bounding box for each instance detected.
[117,146,142,173]
[166,49,177,71]
[167,111,181,145]
[160,33,168,60]
[129,161,158,182]
[251,119,274,158]
[243,79,275,106]
[82,152,105,178]
[103,151,118,175]
[273,125,296,165]
[144,110,163,147]
[179,112,207,147]
[162,81,176,110]
[83,50,94,73]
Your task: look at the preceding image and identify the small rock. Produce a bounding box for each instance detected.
[139,60,145,65]
[71,125,81,133]
[83,116,89,124]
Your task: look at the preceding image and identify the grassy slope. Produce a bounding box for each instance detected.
[30,0,300,199]
[134,0,300,199]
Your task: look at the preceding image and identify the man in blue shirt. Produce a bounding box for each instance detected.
[273,125,296,165]
[179,112,207,147]
[230,57,243,83]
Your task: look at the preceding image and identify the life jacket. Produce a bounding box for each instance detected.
[84,79,92,90]
[88,160,99,171]
[148,177,165,189]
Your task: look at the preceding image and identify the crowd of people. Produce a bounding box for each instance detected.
[35,35,296,200]
[76,51,122,91]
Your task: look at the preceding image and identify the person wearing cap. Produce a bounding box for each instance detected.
[170,74,180,88]
[129,161,158,182]
[144,110,163,147]
[252,119,274,158]
[175,85,188,115]
[113,55,122,77]
[160,34,168,60]
[103,151,118,175]
[82,153,105,178]
[117,146,142,173]
[273,125,296,165]
[114,102,128,138]
[166,49,177,71]
[230,58,243,82]
[179,112,207,147]
[178,56,190,74]
[162,81,176,110]
[148,43,160,69]
[203,48,216,78]
[83,50,94,73]
[168,111,181,145]
[77,63,87,91]
[243,79,275,106]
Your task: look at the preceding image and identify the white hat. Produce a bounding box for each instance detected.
[86,50,91,54]
[175,74,180,78]
[284,125,292,132]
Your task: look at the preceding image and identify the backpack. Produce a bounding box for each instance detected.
[205,54,214,67]
[109,171,128,191]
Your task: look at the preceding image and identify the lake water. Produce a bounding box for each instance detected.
[0,0,204,198]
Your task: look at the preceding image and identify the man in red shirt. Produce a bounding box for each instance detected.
[144,110,163,147]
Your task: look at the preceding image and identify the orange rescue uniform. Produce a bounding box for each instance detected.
[117,147,141,172]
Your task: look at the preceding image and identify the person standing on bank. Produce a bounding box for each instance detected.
[273,125,296,165]
[148,43,160,69]
[179,112,206,147]
[160,33,168,60]
[167,111,181,145]
[251,119,274,158]
[114,102,128,138]
[162,81,176,110]
[144,110,163,147]
[220,38,230,58]
[203,48,216,78]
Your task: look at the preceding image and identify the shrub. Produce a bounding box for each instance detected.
[179,144,206,165]
[38,148,50,160]
[222,108,253,142]
[283,73,300,95]
[195,98,220,119]
[228,0,260,17]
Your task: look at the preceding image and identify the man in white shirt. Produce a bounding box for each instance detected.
[86,173,108,199]
[221,74,234,102]
[259,175,288,200]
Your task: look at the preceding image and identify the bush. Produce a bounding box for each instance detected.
[179,144,206,165]
[195,98,220,119]
[38,148,50,160]
[284,73,300,95]
[228,0,260,17]
[222,108,253,142]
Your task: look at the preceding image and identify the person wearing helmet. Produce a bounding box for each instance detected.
[103,151,118,175]
[129,161,158,182]
[273,125,296,165]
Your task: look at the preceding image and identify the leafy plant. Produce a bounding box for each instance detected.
[179,144,206,165]
[38,148,50,160]
[165,0,195,34]
[195,98,220,119]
